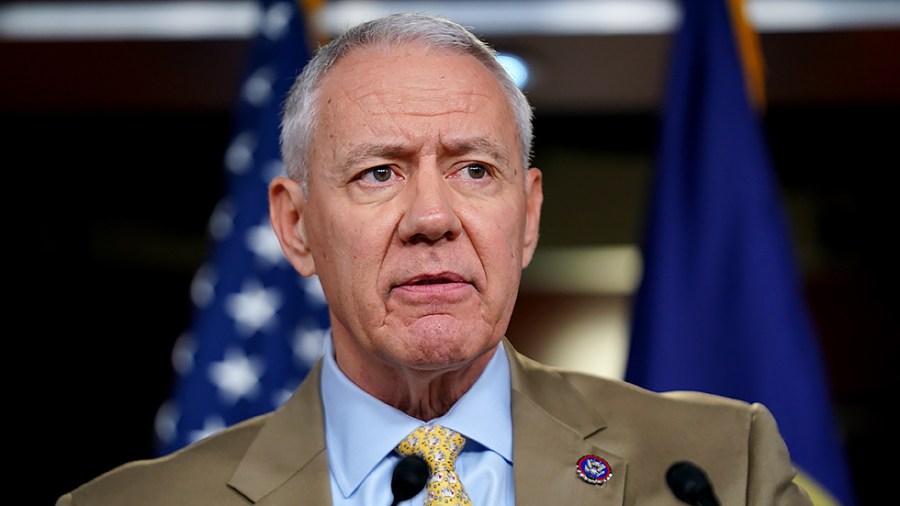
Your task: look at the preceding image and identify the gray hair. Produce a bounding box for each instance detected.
[279,12,534,191]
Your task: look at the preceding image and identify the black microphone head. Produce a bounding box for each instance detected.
[666,460,716,505]
[391,455,430,503]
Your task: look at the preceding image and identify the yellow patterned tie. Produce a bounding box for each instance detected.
[396,424,472,505]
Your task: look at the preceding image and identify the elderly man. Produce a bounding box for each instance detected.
[58,12,812,506]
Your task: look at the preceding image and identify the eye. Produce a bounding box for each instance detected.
[461,163,488,179]
[360,165,395,183]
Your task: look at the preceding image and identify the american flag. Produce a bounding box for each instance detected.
[154,0,330,456]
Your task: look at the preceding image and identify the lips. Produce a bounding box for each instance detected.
[391,271,474,302]
[398,272,468,287]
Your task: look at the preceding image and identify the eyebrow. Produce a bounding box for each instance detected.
[339,137,512,172]
[442,137,511,167]
[340,143,410,173]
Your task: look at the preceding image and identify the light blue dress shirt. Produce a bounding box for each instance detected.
[321,334,515,506]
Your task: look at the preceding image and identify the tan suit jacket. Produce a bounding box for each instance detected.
[57,340,812,505]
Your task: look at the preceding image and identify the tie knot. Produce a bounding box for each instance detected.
[396,424,466,472]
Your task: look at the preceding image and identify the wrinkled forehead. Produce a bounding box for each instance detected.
[319,43,515,126]
[344,82,486,118]
[319,42,505,111]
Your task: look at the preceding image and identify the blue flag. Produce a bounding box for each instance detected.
[154,0,330,456]
[624,1,855,504]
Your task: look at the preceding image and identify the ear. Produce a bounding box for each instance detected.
[521,167,543,268]
[269,176,316,277]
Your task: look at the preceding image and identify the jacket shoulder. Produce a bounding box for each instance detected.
[558,365,759,418]
[59,413,271,506]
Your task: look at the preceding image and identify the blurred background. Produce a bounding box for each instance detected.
[4,0,897,504]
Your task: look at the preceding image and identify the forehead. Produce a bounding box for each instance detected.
[318,41,510,120]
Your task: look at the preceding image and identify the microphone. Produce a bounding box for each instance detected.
[666,461,721,506]
[390,455,430,506]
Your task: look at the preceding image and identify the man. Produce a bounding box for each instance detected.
[58,12,813,506]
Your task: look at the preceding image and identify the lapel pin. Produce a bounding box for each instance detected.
[576,455,612,485]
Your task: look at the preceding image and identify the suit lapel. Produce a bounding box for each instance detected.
[506,341,627,506]
[228,360,332,504]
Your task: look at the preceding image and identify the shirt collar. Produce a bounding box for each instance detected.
[431,343,512,462]
[321,335,512,497]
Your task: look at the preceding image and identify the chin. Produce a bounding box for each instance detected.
[397,323,496,367]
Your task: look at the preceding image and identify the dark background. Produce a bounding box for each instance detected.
[4,2,897,504]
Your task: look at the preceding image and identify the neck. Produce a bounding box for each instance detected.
[335,341,498,421]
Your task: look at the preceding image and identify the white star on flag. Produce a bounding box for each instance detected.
[225,280,281,336]
[209,347,265,404]
[246,218,286,266]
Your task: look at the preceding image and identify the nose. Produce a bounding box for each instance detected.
[397,167,463,244]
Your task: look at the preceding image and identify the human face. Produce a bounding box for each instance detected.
[273,43,542,382]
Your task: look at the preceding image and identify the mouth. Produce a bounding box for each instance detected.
[390,272,474,301]
[399,272,468,287]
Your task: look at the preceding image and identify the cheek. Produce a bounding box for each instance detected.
[468,211,526,273]
[311,210,393,273]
